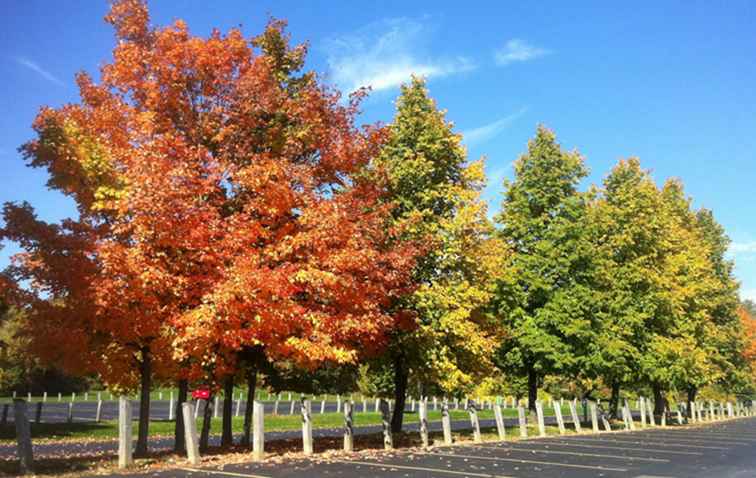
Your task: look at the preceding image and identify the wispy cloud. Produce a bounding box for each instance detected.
[730,241,756,256]
[494,39,550,66]
[461,107,528,146]
[323,18,475,94]
[741,288,756,303]
[15,57,64,86]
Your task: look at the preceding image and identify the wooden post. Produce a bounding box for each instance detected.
[320,398,326,414]
[568,400,582,433]
[118,397,133,469]
[337,395,342,414]
[252,400,264,461]
[34,402,42,425]
[213,395,220,419]
[533,401,544,437]
[67,402,74,423]
[273,398,279,416]
[362,398,367,413]
[13,400,34,474]
[57,392,61,402]
[182,402,201,465]
[374,398,380,413]
[648,402,656,426]
[469,400,482,443]
[433,396,438,411]
[379,399,393,449]
[301,399,313,455]
[441,400,453,445]
[168,391,175,421]
[96,399,103,423]
[589,401,599,433]
[418,399,429,448]
[343,401,354,452]
[554,401,566,434]
[517,406,527,438]
[42,392,47,403]
[493,403,506,441]
[639,397,647,428]
[624,399,635,430]
[601,413,612,432]
[194,399,201,419]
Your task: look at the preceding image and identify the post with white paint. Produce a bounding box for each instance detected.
[362,398,367,413]
[13,399,34,474]
[67,401,74,423]
[182,402,200,465]
[42,392,47,403]
[418,399,429,448]
[252,400,264,461]
[517,406,528,438]
[320,398,326,414]
[493,402,506,440]
[589,401,599,433]
[647,402,656,426]
[337,394,342,413]
[213,395,220,419]
[469,400,482,443]
[301,399,313,455]
[639,397,647,428]
[624,399,635,430]
[568,399,582,433]
[57,392,61,402]
[676,408,684,425]
[554,401,566,434]
[380,399,393,450]
[661,407,667,427]
[535,400,546,437]
[343,401,354,452]
[118,396,133,469]
[95,399,103,423]
[441,400,453,445]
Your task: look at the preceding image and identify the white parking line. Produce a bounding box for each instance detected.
[629,433,749,445]
[430,452,628,472]
[554,436,728,450]
[179,468,272,478]
[534,440,703,455]
[333,460,515,477]
[471,443,669,462]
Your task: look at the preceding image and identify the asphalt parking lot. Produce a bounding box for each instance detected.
[116,416,756,478]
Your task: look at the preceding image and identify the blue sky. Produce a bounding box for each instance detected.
[1,1,755,300]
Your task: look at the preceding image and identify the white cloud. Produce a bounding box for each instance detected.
[15,57,64,86]
[730,241,756,256]
[741,288,756,302]
[494,39,550,66]
[323,18,475,94]
[461,107,528,146]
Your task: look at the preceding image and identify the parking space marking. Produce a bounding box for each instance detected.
[554,436,728,450]
[649,430,756,440]
[332,460,515,477]
[430,452,629,472]
[179,468,272,478]
[620,434,749,445]
[469,443,669,462]
[532,440,703,455]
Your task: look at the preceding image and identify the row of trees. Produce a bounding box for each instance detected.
[1,0,752,456]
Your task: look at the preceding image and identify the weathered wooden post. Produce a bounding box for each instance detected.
[517,406,527,438]
[336,394,342,414]
[379,399,393,450]
[441,400,453,445]
[362,398,367,413]
[252,400,264,461]
[554,401,566,435]
[639,397,647,428]
[13,399,34,474]
[374,398,380,413]
[568,400,582,433]
[213,395,220,419]
[433,396,438,411]
[118,396,133,469]
[493,402,506,440]
[34,402,42,425]
[418,399,429,448]
[320,398,326,414]
[589,401,599,433]
[42,392,47,403]
[469,400,482,443]
[182,402,200,465]
[343,401,354,452]
[535,401,546,437]
[272,398,279,416]
[301,399,313,455]
[660,407,667,427]
[601,412,612,432]
[67,401,74,423]
[168,391,175,421]
[194,399,201,419]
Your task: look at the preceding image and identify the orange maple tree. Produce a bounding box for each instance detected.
[2,0,418,453]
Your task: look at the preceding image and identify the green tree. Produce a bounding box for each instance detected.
[493,125,590,411]
[368,77,508,432]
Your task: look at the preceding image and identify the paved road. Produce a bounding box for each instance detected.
[115,417,756,478]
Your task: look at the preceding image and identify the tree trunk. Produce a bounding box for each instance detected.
[241,367,257,447]
[527,367,538,413]
[609,381,621,419]
[173,379,188,453]
[134,346,152,457]
[390,352,408,433]
[221,376,234,446]
[687,387,697,418]
[652,383,666,415]
[199,397,212,452]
